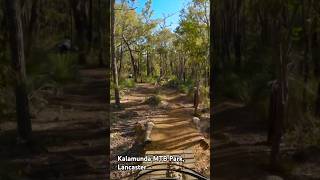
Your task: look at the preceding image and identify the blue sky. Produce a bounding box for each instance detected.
[134,0,191,31]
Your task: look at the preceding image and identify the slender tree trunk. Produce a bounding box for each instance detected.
[88,0,93,50]
[315,82,320,117]
[159,53,163,78]
[137,52,140,81]
[97,0,104,67]
[111,0,120,106]
[183,56,186,83]
[234,0,242,71]
[5,0,32,142]
[118,41,123,76]
[194,80,200,116]
[269,80,283,166]
[25,0,39,59]
[302,0,311,112]
[71,0,87,65]
[270,40,288,167]
[178,53,183,81]
[139,51,143,83]
[70,2,73,44]
[146,50,150,76]
[106,0,111,178]
[122,36,138,82]
[312,20,319,78]
[313,19,320,117]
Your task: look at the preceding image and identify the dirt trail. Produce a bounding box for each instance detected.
[111,83,210,179]
[0,68,107,180]
[212,102,272,180]
[213,102,320,180]
[145,85,205,151]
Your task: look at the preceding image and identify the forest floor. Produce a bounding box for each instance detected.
[111,83,210,179]
[0,68,107,180]
[213,101,320,180]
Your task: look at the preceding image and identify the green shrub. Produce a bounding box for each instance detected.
[163,76,194,94]
[0,56,15,119]
[47,54,79,83]
[216,73,249,101]
[0,87,15,119]
[178,84,189,94]
[200,86,210,108]
[145,95,161,106]
[217,71,271,104]
[119,78,136,89]
[26,48,79,90]
[284,111,320,147]
[165,76,180,88]
[145,76,158,84]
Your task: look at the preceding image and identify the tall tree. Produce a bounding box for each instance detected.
[70,0,88,64]
[24,0,39,59]
[106,0,111,178]
[111,0,120,106]
[5,0,32,142]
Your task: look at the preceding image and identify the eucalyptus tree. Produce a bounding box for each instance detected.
[5,0,32,142]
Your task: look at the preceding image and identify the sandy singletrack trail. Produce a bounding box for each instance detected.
[0,68,108,179]
[111,83,210,179]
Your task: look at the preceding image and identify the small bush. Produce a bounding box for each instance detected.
[178,84,189,94]
[284,112,320,147]
[145,76,158,84]
[165,76,180,88]
[0,87,15,119]
[145,95,161,106]
[216,73,249,102]
[200,86,210,108]
[216,72,271,104]
[164,76,194,94]
[26,48,79,89]
[119,79,136,89]
[48,54,79,83]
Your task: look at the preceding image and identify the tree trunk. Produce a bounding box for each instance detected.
[315,82,320,117]
[270,42,288,167]
[111,0,120,106]
[88,0,93,51]
[302,0,311,112]
[106,0,111,178]
[5,0,32,142]
[97,0,104,67]
[118,41,123,77]
[122,35,138,82]
[25,0,39,59]
[183,56,186,83]
[137,52,140,81]
[139,52,142,83]
[146,50,151,76]
[160,53,163,78]
[234,0,242,71]
[268,80,283,167]
[312,21,319,78]
[70,2,73,44]
[117,45,122,79]
[194,81,200,116]
[71,0,87,65]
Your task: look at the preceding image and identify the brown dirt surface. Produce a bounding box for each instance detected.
[213,101,320,180]
[111,83,210,179]
[0,68,107,180]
